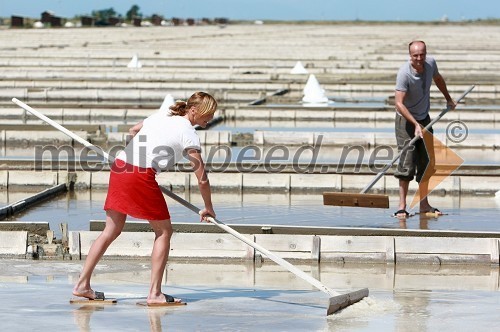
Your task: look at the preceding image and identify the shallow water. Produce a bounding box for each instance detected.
[2,190,500,237]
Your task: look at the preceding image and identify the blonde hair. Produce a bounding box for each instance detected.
[169,92,217,116]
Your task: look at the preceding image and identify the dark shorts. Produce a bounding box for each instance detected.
[394,113,433,182]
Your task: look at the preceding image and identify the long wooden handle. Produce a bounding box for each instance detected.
[160,187,339,296]
[361,85,475,193]
[12,97,340,297]
[12,98,113,162]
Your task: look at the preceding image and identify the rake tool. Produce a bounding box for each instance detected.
[12,97,369,315]
[323,85,475,209]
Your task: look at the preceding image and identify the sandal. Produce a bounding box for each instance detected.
[420,208,443,215]
[164,294,178,303]
[392,209,411,219]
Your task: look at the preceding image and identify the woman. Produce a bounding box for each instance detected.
[73,91,217,305]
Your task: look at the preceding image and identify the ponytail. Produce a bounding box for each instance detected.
[169,100,189,116]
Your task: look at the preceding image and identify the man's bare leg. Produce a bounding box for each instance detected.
[418,180,442,214]
[396,179,410,218]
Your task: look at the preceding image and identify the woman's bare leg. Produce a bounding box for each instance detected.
[73,209,126,298]
[147,218,180,304]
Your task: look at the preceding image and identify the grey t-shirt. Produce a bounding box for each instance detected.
[395,56,438,120]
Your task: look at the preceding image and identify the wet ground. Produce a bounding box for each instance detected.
[0,259,498,331]
[2,189,497,331]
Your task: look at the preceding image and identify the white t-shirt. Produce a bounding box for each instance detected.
[117,113,201,173]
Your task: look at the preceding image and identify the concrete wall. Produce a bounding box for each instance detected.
[0,231,27,257]
[69,229,500,266]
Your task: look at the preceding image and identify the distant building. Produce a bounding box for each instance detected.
[151,14,163,26]
[133,17,141,27]
[50,16,62,27]
[108,17,120,26]
[81,16,94,27]
[11,15,24,27]
[214,17,229,25]
[171,17,183,26]
[41,11,54,24]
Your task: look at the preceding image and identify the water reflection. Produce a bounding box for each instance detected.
[72,304,105,332]
[72,303,165,332]
[146,307,170,332]
[398,212,441,229]
[394,290,431,332]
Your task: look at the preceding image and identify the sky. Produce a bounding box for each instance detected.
[1,0,499,22]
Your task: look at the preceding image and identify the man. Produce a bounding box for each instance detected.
[393,40,456,219]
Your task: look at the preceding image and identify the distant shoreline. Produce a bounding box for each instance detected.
[2,16,500,26]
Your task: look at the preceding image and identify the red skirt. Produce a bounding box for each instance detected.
[104,159,170,220]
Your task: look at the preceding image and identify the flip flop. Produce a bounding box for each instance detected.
[70,291,117,304]
[136,294,187,307]
[392,209,413,219]
[94,291,105,300]
[419,208,445,216]
[71,290,105,300]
